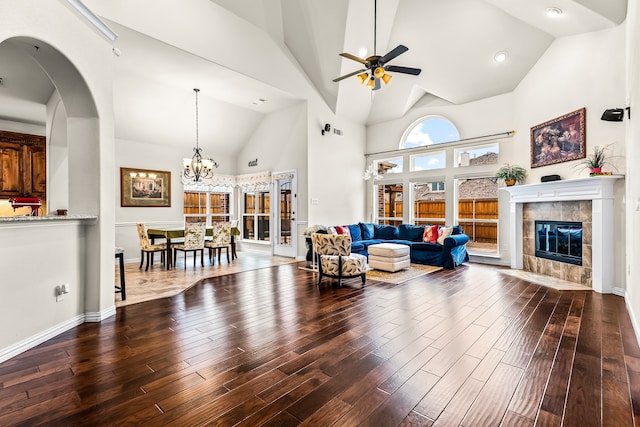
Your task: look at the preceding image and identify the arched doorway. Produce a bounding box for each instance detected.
[0,33,115,361]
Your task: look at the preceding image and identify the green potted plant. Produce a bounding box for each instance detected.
[579,144,616,174]
[495,163,527,186]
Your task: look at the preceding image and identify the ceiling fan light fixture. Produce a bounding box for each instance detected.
[366,77,376,89]
[332,0,421,88]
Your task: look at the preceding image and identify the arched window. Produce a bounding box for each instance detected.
[401,116,460,149]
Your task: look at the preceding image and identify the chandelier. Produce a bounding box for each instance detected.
[183,88,217,182]
[363,162,382,180]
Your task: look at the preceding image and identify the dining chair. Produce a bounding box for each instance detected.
[205,221,232,264]
[136,223,167,271]
[172,222,206,269]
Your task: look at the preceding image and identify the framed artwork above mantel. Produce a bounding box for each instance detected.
[120,167,171,207]
[530,107,586,168]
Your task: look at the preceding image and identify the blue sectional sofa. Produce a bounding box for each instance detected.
[339,222,470,270]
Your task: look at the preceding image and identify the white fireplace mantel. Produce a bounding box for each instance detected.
[503,175,624,293]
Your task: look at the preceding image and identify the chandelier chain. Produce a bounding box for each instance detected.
[194,88,200,151]
[183,88,217,183]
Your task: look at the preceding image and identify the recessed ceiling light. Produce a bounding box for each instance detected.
[546,7,563,18]
[494,51,508,63]
[358,47,368,58]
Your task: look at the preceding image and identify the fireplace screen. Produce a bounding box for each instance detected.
[535,220,582,266]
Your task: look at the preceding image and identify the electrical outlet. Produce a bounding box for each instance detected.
[62,283,70,293]
[55,285,64,302]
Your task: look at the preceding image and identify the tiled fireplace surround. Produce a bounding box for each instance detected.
[522,201,592,286]
[504,176,622,294]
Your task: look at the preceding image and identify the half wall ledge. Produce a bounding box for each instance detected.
[0,214,98,223]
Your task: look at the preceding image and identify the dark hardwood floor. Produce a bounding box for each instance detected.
[1,262,639,426]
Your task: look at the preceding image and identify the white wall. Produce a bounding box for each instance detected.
[625,0,640,337]
[512,26,627,182]
[307,98,367,226]
[234,101,309,256]
[47,92,69,214]
[513,25,627,289]
[0,119,45,136]
[114,137,236,261]
[0,221,88,358]
[0,0,116,361]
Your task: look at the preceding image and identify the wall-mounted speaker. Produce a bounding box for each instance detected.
[601,108,624,122]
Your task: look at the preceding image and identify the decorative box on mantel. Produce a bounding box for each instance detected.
[502,175,624,294]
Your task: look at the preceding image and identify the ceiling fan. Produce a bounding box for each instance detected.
[333,0,421,90]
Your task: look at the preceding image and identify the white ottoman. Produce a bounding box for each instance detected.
[368,243,410,272]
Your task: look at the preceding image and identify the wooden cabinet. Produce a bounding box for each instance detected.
[0,131,46,198]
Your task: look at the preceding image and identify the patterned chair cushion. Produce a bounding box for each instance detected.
[319,253,367,276]
[173,222,206,250]
[312,233,352,256]
[204,221,231,249]
[137,223,167,251]
[311,233,367,287]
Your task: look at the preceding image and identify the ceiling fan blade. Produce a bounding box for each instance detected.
[386,65,422,76]
[339,52,369,66]
[332,68,367,82]
[379,45,408,65]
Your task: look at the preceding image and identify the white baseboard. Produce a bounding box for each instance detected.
[85,305,116,322]
[0,306,117,363]
[626,296,640,350]
[613,287,626,297]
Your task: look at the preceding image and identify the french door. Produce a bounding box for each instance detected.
[272,170,297,258]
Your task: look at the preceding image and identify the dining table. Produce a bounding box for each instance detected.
[147,226,240,269]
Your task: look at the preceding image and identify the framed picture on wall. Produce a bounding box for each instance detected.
[530,107,586,168]
[120,167,171,207]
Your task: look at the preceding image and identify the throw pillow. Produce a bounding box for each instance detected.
[399,224,425,242]
[437,226,453,245]
[373,224,398,240]
[423,225,439,243]
[327,226,337,234]
[359,222,375,240]
[335,225,351,236]
[346,224,362,241]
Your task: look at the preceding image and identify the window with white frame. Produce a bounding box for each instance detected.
[242,190,270,242]
[412,181,446,226]
[184,191,231,225]
[375,157,403,174]
[402,116,460,148]
[411,151,446,171]
[375,183,403,226]
[455,177,498,255]
[454,143,499,167]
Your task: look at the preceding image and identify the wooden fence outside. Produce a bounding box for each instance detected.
[412,199,498,243]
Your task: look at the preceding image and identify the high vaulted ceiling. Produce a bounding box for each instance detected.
[0,0,628,157]
[278,0,627,124]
